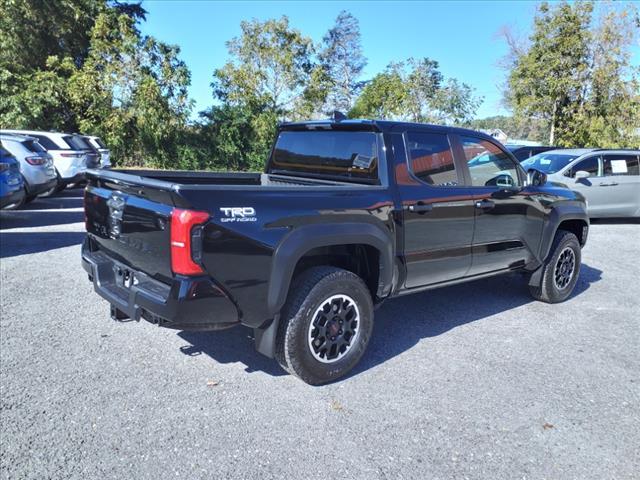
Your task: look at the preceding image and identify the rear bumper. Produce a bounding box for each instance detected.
[27,178,58,196]
[81,238,240,330]
[0,188,25,208]
[61,172,86,185]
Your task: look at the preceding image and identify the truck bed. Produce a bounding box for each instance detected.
[100,169,372,189]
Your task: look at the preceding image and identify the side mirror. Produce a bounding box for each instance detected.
[574,170,590,181]
[527,168,547,187]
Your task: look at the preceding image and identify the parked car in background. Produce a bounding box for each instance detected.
[506,144,558,162]
[522,149,640,217]
[84,135,111,168]
[0,145,25,209]
[1,134,58,203]
[0,130,94,193]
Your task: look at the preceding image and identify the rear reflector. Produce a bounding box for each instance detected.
[170,209,210,275]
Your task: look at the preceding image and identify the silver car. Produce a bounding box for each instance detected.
[0,134,58,203]
[522,149,640,218]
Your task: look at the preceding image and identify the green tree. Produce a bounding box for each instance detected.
[349,67,407,119]
[575,4,640,147]
[212,16,314,116]
[318,11,367,114]
[504,1,639,147]
[0,1,192,167]
[350,59,481,124]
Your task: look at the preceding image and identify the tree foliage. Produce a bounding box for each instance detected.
[504,1,640,147]
[0,0,192,167]
[350,59,482,125]
[2,3,636,172]
[318,11,367,113]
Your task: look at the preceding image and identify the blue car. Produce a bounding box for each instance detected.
[1,145,25,209]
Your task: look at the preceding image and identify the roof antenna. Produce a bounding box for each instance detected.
[331,111,347,122]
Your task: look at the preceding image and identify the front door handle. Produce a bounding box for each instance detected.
[599,182,619,187]
[475,199,495,210]
[408,202,433,213]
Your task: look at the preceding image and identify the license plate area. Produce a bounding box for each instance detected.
[113,265,136,289]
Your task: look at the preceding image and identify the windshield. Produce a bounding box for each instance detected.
[271,130,379,182]
[521,152,579,174]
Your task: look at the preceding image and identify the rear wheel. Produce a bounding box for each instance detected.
[529,229,581,303]
[276,266,374,385]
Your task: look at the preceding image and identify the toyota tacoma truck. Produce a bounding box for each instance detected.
[82,119,589,385]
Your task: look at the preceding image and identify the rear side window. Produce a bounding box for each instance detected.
[406,132,458,186]
[22,139,46,153]
[33,135,62,150]
[602,154,639,176]
[93,137,107,148]
[461,136,521,187]
[63,135,91,150]
[568,157,599,177]
[271,130,379,182]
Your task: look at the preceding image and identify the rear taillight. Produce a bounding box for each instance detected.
[170,208,210,275]
[25,156,46,165]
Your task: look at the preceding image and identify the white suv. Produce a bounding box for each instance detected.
[1,130,94,192]
[84,135,111,168]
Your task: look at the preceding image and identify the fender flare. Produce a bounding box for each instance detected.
[538,204,589,262]
[266,222,394,317]
[529,204,588,289]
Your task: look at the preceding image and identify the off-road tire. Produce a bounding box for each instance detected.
[275,266,374,385]
[529,229,581,303]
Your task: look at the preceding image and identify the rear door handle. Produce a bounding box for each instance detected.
[599,182,619,187]
[475,199,495,210]
[408,202,433,213]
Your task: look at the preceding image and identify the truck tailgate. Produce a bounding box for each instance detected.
[85,184,175,282]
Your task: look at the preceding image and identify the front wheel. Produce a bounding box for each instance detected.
[529,229,581,303]
[276,266,374,385]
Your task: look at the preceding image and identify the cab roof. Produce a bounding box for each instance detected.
[279,118,499,142]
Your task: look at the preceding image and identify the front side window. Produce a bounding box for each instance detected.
[567,157,599,178]
[460,136,521,187]
[406,132,458,186]
[602,154,639,176]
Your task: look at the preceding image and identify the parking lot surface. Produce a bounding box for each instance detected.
[1,189,639,479]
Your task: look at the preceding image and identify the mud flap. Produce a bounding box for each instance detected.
[528,265,544,289]
[254,315,279,358]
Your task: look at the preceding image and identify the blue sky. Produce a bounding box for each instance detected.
[139,1,640,120]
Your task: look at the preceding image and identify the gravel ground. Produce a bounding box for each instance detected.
[1,189,639,479]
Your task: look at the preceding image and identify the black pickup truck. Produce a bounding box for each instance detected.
[82,119,589,384]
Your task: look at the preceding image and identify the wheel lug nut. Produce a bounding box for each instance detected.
[338,329,342,334]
